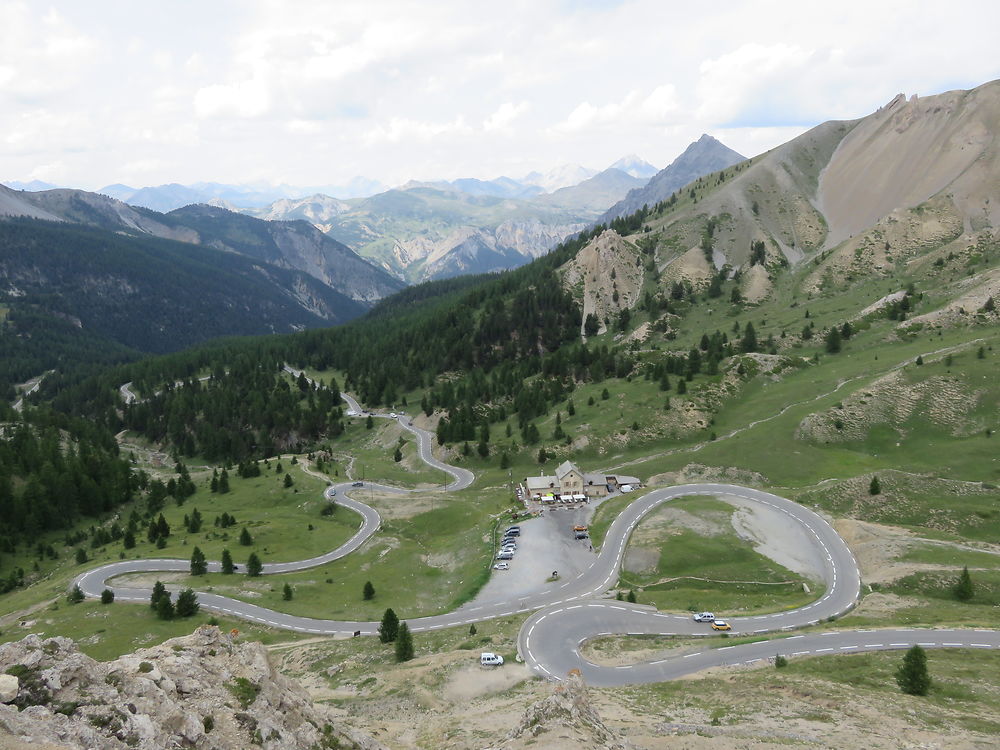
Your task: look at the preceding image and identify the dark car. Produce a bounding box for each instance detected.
[352,481,363,487]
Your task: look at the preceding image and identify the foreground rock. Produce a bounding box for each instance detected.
[0,626,383,750]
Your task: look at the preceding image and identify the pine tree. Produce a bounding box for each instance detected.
[151,580,166,609]
[155,591,175,620]
[75,548,88,564]
[869,475,881,495]
[954,566,974,601]
[363,580,375,600]
[469,623,477,636]
[246,552,262,577]
[123,530,136,549]
[218,469,230,494]
[740,322,758,353]
[239,527,253,546]
[175,588,199,617]
[282,583,294,601]
[394,447,403,462]
[221,548,234,574]
[189,546,207,575]
[100,588,115,604]
[67,585,85,604]
[394,622,414,662]
[499,452,510,470]
[676,379,687,395]
[825,326,842,353]
[283,473,293,488]
[895,645,931,695]
[627,589,637,603]
[378,608,400,643]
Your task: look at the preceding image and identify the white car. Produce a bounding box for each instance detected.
[620,484,634,493]
[389,412,397,418]
[480,652,504,666]
[692,612,716,622]
[493,562,510,570]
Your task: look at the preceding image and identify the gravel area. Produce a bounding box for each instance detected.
[725,495,826,582]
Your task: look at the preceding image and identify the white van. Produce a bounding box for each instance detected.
[480,652,504,666]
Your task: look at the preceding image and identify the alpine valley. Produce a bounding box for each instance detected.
[1,77,999,750]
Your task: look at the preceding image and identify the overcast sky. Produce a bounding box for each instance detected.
[2,0,999,192]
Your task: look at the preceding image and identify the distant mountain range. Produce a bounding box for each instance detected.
[0,144,731,289]
[246,167,651,284]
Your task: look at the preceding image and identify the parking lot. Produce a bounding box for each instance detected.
[457,499,615,609]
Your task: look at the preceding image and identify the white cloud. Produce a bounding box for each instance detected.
[363,116,472,145]
[194,78,271,119]
[1,0,999,189]
[483,101,528,132]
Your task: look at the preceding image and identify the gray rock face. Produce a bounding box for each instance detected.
[600,134,746,223]
[0,626,384,750]
[0,673,18,703]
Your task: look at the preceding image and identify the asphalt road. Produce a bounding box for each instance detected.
[79,378,999,682]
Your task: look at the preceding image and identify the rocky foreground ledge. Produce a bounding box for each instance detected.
[0,625,384,750]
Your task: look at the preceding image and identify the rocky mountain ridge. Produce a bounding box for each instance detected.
[600,134,746,223]
[578,80,1000,321]
[0,626,383,750]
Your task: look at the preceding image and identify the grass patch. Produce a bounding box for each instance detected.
[173,485,509,621]
[900,544,1000,568]
[0,600,300,661]
[882,569,1000,607]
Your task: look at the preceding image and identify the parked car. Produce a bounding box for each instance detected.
[480,652,504,666]
[711,619,732,631]
[493,562,510,570]
[352,481,363,487]
[692,612,716,622]
[496,551,514,560]
[574,532,589,540]
[501,544,517,552]
[505,526,520,534]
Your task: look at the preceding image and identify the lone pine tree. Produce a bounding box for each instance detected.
[395,622,414,662]
[896,645,931,696]
[378,608,400,643]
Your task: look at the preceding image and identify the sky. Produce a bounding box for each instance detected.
[2,0,999,192]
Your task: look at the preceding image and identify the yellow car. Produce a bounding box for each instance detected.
[711,619,732,631]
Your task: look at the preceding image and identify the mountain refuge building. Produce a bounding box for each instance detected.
[524,460,639,501]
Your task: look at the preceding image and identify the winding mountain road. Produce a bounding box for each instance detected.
[72,380,1000,684]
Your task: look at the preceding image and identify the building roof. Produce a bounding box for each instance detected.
[583,473,607,485]
[555,460,580,479]
[526,476,557,490]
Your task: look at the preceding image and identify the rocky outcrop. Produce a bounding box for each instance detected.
[0,626,383,750]
[491,671,631,749]
[559,229,642,336]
